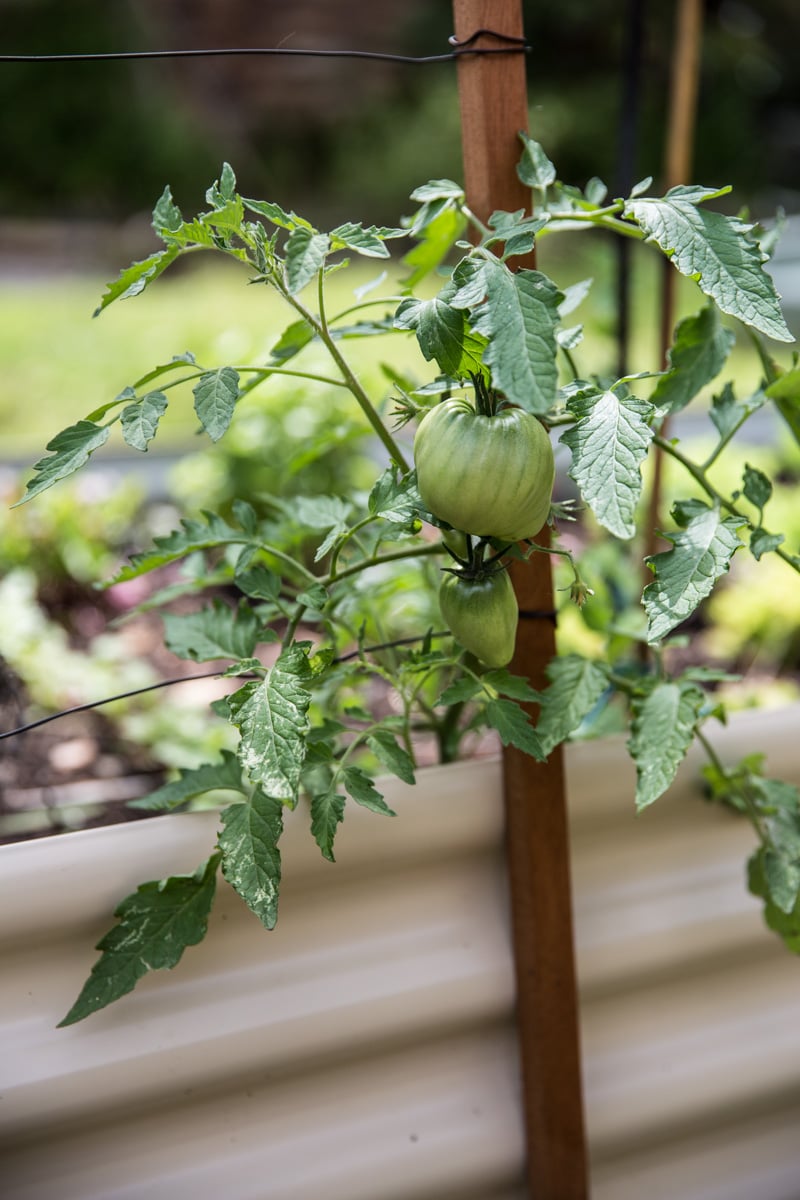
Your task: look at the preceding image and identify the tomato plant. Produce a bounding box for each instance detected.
[10,134,800,1025]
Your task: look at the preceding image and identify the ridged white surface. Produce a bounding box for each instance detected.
[1,707,800,1199]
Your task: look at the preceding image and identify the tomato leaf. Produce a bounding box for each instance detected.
[105,508,265,584]
[485,698,545,760]
[450,257,562,414]
[58,854,220,1026]
[193,367,240,442]
[650,306,735,414]
[163,598,273,662]
[310,787,346,862]
[749,850,800,952]
[285,227,331,294]
[402,205,466,288]
[643,500,744,642]
[765,366,800,447]
[535,655,610,756]
[628,681,705,810]
[624,189,793,342]
[516,132,557,189]
[394,292,486,379]
[93,246,181,316]
[560,387,654,538]
[329,221,405,258]
[219,790,283,928]
[709,381,763,447]
[129,751,248,812]
[366,730,416,785]
[120,390,169,451]
[342,766,397,817]
[14,420,111,506]
[228,645,312,801]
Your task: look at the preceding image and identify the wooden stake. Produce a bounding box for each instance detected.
[452,3,588,1196]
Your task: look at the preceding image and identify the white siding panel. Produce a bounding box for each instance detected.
[2,708,800,1198]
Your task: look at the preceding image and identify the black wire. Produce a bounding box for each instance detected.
[0,31,530,67]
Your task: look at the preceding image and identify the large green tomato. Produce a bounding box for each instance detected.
[414,399,554,542]
[439,569,518,667]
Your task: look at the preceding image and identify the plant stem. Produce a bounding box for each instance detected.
[652,435,800,574]
[695,726,769,846]
[324,540,444,587]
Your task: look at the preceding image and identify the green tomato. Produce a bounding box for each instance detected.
[414,399,554,542]
[439,569,518,667]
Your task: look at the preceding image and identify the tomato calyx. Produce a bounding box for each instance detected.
[441,530,512,577]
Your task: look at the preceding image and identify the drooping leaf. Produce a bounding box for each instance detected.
[58,854,220,1026]
[229,645,312,800]
[120,390,169,451]
[485,698,545,760]
[450,257,562,414]
[193,367,240,442]
[650,306,735,414]
[480,668,541,702]
[643,501,744,642]
[285,227,330,294]
[560,388,654,538]
[310,787,346,862]
[750,527,785,560]
[342,766,397,816]
[163,598,274,662]
[14,420,110,506]
[749,850,800,951]
[628,682,705,810]
[366,730,416,785]
[624,190,793,342]
[742,463,773,512]
[218,790,282,929]
[93,246,181,316]
[516,132,557,189]
[129,751,247,811]
[269,318,315,363]
[535,655,610,756]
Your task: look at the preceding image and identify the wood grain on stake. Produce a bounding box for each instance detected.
[452,2,589,1196]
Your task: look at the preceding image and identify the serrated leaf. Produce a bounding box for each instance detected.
[765,366,800,446]
[516,132,557,188]
[243,196,312,231]
[368,467,422,524]
[120,390,168,451]
[535,655,610,756]
[481,668,541,702]
[450,257,561,414]
[152,184,182,233]
[163,598,272,662]
[342,766,397,816]
[709,381,763,443]
[409,179,465,204]
[624,192,793,342]
[329,221,402,258]
[763,848,800,915]
[234,562,281,601]
[107,510,260,585]
[650,306,735,414]
[366,731,415,784]
[310,788,346,862]
[129,751,247,811]
[219,791,282,929]
[193,367,240,441]
[58,854,220,1026]
[285,227,330,294]
[485,698,545,759]
[643,503,744,642]
[93,246,180,316]
[394,291,486,379]
[559,278,593,318]
[750,527,784,560]
[749,849,800,949]
[560,388,654,538]
[14,420,110,506]
[229,646,312,800]
[436,676,482,706]
[742,463,772,511]
[629,682,704,810]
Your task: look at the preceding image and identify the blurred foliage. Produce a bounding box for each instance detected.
[2,0,799,221]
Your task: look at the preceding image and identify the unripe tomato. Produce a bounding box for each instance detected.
[414,399,554,542]
[439,568,518,667]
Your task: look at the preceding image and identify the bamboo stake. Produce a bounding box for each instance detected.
[452,3,588,1196]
